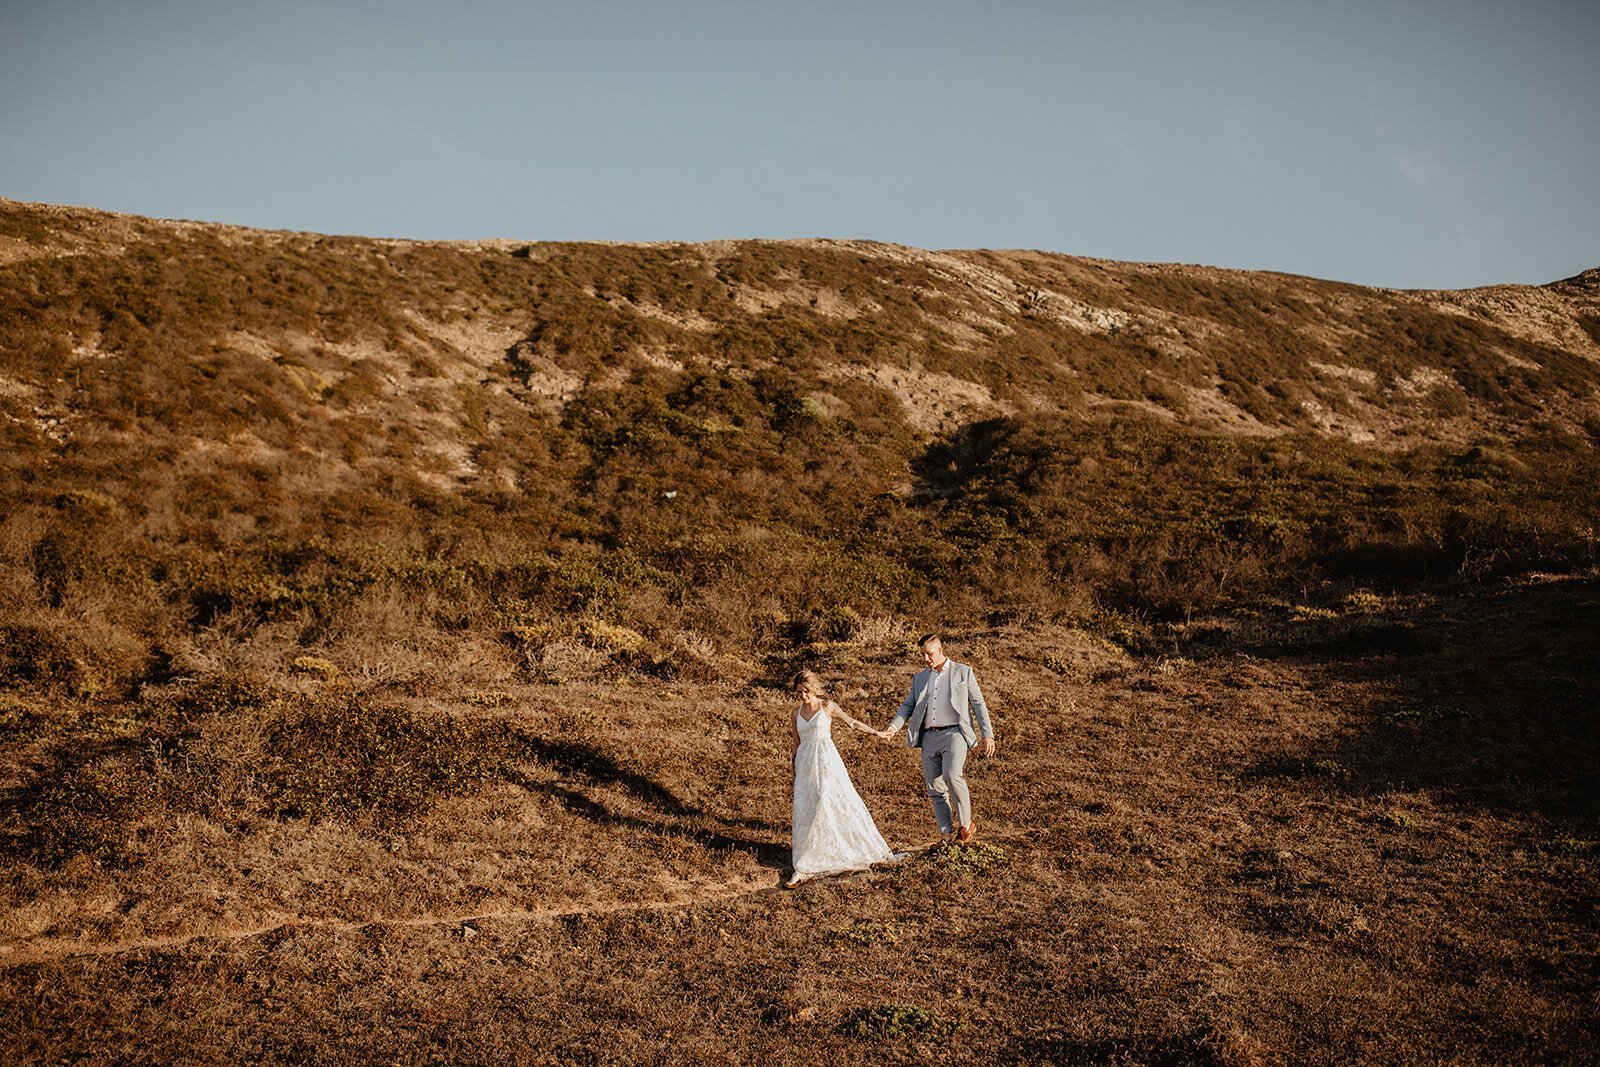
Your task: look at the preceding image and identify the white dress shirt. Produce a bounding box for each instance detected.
[926,661,960,727]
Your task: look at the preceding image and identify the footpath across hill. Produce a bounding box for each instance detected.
[3,572,1596,1064]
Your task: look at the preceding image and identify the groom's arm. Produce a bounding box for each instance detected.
[880,683,918,739]
[967,666,996,755]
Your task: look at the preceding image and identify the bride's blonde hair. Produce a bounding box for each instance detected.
[791,669,824,697]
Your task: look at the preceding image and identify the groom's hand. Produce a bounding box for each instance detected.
[979,737,996,757]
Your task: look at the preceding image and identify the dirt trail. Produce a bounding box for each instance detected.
[0,870,781,970]
[0,834,1004,970]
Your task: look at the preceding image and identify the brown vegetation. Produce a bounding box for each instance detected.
[0,198,1596,1063]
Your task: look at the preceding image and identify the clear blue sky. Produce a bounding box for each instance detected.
[3,1,1596,289]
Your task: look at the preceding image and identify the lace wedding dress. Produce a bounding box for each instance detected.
[791,704,897,880]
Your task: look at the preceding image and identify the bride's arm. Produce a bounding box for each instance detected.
[828,702,876,735]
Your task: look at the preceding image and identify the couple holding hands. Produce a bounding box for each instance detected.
[787,633,997,888]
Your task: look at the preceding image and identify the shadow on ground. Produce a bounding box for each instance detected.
[1239,575,1600,826]
[507,730,792,871]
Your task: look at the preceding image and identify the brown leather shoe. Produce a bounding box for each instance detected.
[957,821,975,843]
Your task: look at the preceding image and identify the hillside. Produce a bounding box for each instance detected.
[3,199,1598,631]
[1,199,1596,1064]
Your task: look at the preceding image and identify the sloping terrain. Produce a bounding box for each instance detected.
[0,198,1596,1063]
[3,198,1598,643]
[2,578,1595,1064]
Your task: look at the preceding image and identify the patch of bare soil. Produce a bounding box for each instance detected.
[2,578,1594,1064]
[823,363,1015,436]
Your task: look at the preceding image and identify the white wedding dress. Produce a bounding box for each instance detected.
[791,704,897,880]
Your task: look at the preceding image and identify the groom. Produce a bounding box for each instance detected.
[878,633,996,843]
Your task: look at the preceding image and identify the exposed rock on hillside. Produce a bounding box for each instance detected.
[0,196,1595,644]
[4,198,1597,457]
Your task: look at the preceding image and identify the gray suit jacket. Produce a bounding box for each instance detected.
[890,660,993,748]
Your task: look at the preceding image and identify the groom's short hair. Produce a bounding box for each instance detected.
[917,632,941,648]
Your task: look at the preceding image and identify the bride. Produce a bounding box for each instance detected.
[787,669,898,888]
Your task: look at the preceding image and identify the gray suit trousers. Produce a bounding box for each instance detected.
[920,728,971,833]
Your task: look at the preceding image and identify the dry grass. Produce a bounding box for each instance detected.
[0,198,1596,1062]
[0,575,1595,1064]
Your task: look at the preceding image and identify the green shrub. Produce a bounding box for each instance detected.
[0,693,75,743]
[1308,759,1352,782]
[262,694,515,829]
[792,605,863,645]
[835,919,905,946]
[841,1005,960,1043]
[156,674,277,722]
[290,655,341,681]
[24,754,170,868]
[0,624,99,698]
[1543,836,1597,855]
[925,840,1009,874]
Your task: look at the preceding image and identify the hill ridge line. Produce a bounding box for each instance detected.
[5,195,1588,291]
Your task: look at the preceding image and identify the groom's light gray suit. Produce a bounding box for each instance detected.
[890,660,993,834]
